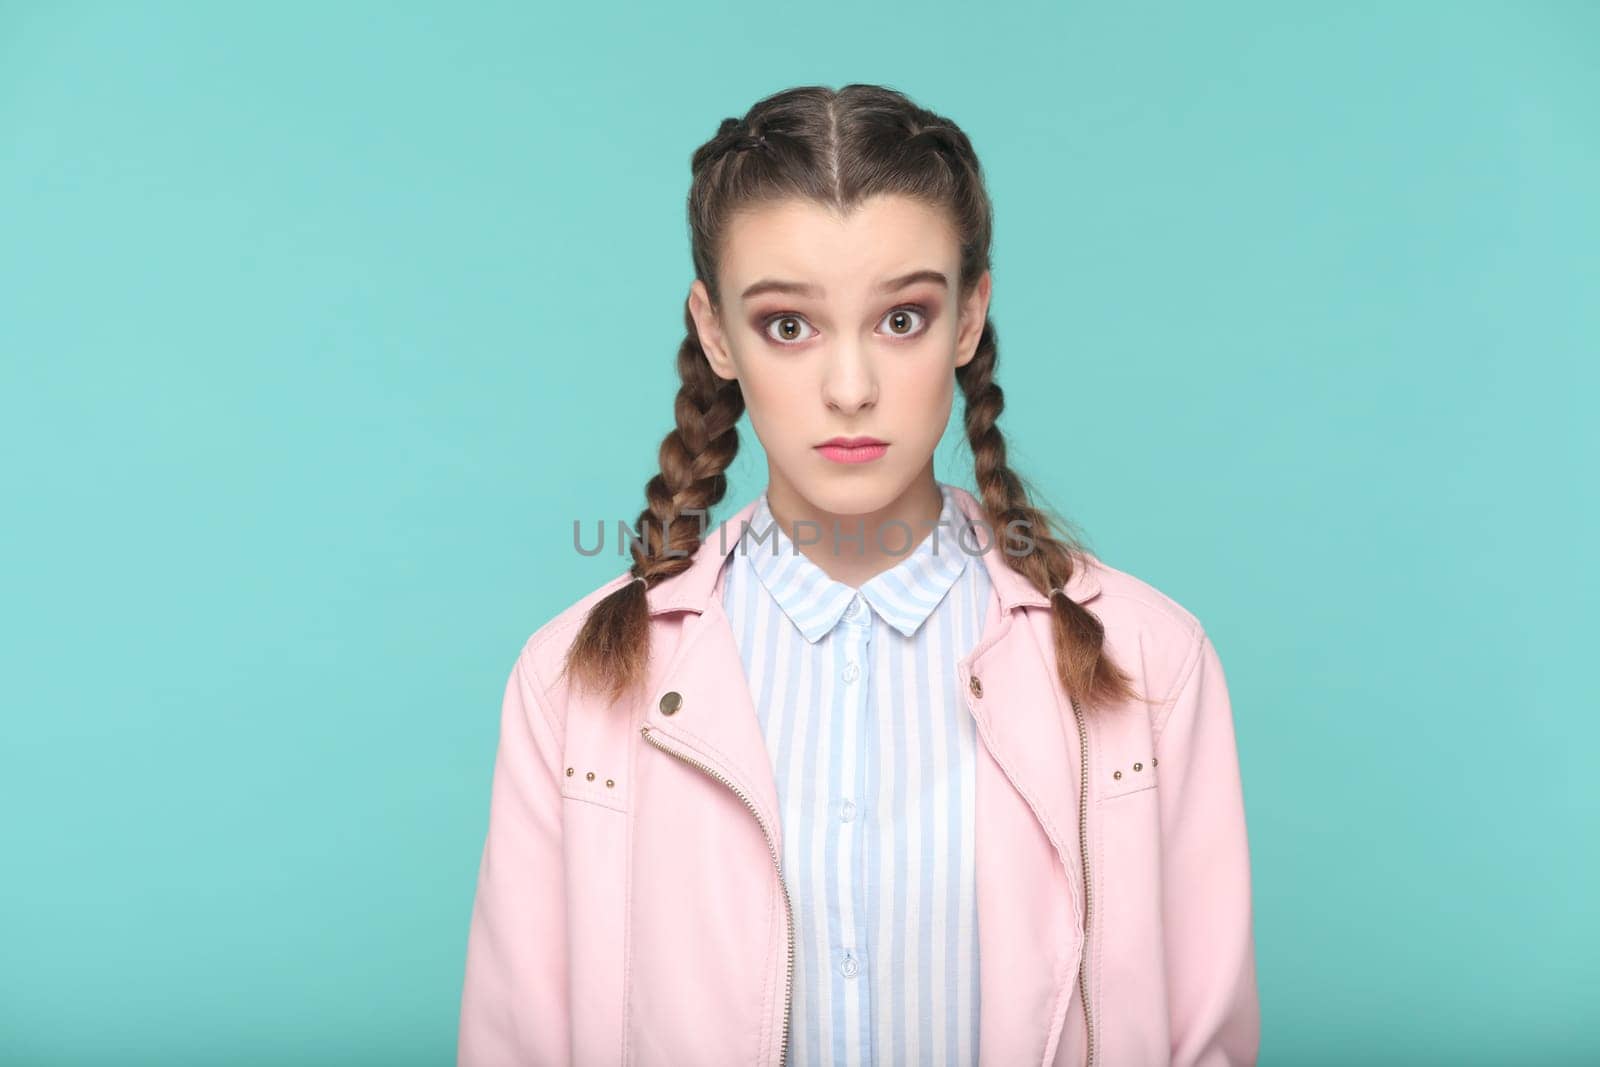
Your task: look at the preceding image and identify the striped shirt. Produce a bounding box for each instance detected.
[720,481,989,1066]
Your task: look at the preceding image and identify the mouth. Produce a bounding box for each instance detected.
[815,437,889,465]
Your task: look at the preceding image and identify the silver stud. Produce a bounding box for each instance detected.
[1133,762,1143,772]
[586,771,595,781]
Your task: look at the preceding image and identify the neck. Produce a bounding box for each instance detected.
[762,460,945,588]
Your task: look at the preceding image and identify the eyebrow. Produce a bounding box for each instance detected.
[739,269,949,302]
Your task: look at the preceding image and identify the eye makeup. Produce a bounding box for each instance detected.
[751,299,941,346]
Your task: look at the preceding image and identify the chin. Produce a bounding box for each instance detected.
[790,463,913,517]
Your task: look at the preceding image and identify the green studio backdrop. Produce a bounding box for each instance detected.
[2,2,1595,1064]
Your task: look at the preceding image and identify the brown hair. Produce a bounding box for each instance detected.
[560,83,1142,713]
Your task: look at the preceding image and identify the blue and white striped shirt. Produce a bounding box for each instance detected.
[720,481,989,1066]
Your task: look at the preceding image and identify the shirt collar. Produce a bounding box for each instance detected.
[640,481,1100,618]
[741,482,970,642]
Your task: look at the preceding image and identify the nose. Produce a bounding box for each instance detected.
[821,340,878,415]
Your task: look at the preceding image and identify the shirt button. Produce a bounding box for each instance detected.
[842,661,860,683]
[845,596,864,618]
[840,799,856,822]
[840,951,860,978]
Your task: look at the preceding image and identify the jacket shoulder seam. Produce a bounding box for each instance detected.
[518,614,590,735]
[1151,629,1210,744]
[1091,587,1205,641]
[511,643,564,746]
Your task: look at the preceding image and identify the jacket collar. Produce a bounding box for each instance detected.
[643,481,1101,617]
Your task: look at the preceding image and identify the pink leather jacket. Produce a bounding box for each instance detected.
[457,485,1260,1066]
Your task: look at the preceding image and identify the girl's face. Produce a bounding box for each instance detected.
[690,193,991,522]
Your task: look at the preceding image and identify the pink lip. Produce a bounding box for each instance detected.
[815,438,888,464]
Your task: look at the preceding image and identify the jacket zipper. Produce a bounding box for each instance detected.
[1070,694,1095,1067]
[639,724,795,1067]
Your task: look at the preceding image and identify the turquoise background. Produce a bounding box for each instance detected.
[3,2,1595,1063]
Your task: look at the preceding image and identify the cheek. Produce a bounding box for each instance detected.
[731,357,807,446]
[725,341,774,391]
[887,357,956,413]
[733,360,794,415]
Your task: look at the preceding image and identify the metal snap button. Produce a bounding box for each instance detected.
[660,691,682,715]
[969,675,983,698]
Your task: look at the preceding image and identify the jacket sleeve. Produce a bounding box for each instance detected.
[1154,632,1261,1067]
[457,646,571,1066]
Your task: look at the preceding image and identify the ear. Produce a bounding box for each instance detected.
[688,279,739,381]
[953,269,992,369]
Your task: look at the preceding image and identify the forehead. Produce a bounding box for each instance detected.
[720,194,958,299]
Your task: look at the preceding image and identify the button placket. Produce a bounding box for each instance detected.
[834,607,872,1012]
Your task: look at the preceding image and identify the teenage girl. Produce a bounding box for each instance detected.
[458,83,1260,1067]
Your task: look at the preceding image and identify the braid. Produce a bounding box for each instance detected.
[957,320,1143,712]
[638,307,744,580]
[905,123,972,172]
[559,300,745,703]
[692,120,774,176]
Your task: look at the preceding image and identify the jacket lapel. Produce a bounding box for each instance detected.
[950,486,1100,1064]
[960,601,1088,1064]
[637,498,784,847]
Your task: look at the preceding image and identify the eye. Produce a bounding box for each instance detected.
[763,314,817,344]
[881,305,928,337]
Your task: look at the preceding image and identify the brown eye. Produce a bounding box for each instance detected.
[883,307,927,336]
[764,315,816,344]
